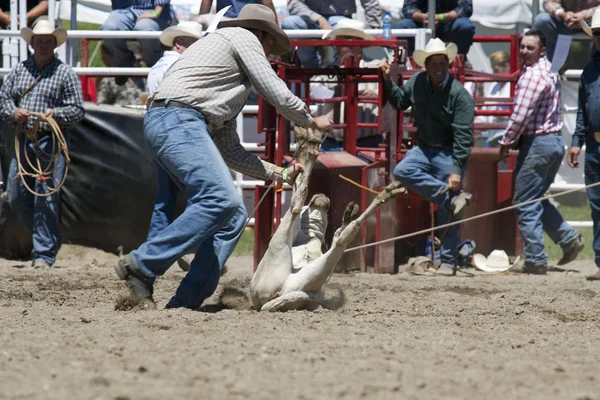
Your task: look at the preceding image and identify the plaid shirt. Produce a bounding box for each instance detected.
[152,27,313,180]
[499,57,562,146]
[402,0,473,19]
[543,0,600,21]
[0,57,85,134]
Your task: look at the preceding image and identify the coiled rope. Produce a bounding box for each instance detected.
[14,112,69,197]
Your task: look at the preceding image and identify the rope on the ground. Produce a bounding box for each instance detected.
[14,112,69,198]
[343,180,600,253]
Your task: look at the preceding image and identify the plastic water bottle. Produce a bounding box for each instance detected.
[382,11,392,40]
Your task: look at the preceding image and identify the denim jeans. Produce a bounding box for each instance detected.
[393,146,463,266]
[281,15,350,68]
[100,9,171,68]
[394,18,475,56]
[134,105,247,309]
[513,134,579,266]
[584,138,600,269]
[531,13,592,62]
[7,134,68,265]
[147,163,181,241]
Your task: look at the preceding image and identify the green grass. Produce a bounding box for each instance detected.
[232,228,255,256]
[545,202,594,261]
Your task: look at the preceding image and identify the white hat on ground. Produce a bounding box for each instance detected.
[160,21,204,47]
[21,17,67,47]
[581,9,600,36]
[413,37,458,68]
[322,19,375,40]
[472,250,520,272]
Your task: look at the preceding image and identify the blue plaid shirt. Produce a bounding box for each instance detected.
[0,57,85,134]
[402,0,473,19]
[111,0,170,12]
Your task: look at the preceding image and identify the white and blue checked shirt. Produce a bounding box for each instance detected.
[0,57,85,134]
[152,27,313,180]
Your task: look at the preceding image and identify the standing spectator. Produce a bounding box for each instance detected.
[281,0,382,68]
[395,0,475,61]
[145,21,202,271]
[0,20,84,268]
[380,38,475,274]
[568,9,600,281]
[499,30,583,274]
[0,0,48,28]
[198,0,275,19]
[532,0,600,61]
[100,0,173,85]
[114,4,332,309]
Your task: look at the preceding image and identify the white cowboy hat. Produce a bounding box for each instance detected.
[581,9,600,36]
[413,38,458,67]
[160,21,204,47]
[21,17,67,47]
[322,19,375,41]
[472,250,520,273]
[218,4,290,55]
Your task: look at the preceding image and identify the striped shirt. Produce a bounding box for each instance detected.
[152,27,313,180]
[0,57,85,134]
[499,57,562,146]
[402,0,473,19]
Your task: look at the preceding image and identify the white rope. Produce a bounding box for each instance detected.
[343,180,600,253]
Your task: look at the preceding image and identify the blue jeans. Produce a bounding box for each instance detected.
[513,134,579,266]
[532,13,582,62]
[101,9,171,68]
[320,135,383,163]
[584,138,600,269]
[393,146,463,266]
[394,18,475,55]
[281,15,350,68]
[147,163,182,241]
[134,105,247,309]
[7,134,68,265]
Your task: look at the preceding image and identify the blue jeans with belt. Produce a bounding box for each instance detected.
[7,134,68,265]
[393,145,463,266]
[584,138,600,269]
[513,134,579,266]
[134,104,247,309]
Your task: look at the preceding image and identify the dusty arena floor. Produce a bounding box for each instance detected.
[0,245,599,400]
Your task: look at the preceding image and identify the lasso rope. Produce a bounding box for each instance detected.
[343,180,600,253]
[14,112,69,197]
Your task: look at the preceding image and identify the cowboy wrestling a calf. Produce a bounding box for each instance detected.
[250,127,406,312]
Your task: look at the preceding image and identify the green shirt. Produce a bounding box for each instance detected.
[384,72,474,175]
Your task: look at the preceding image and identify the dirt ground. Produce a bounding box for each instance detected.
[0,245,599,400]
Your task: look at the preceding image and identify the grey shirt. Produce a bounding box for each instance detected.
[287,0,382,28]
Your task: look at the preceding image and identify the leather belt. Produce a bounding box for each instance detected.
[415,140,451,148]
[149,99,199,111]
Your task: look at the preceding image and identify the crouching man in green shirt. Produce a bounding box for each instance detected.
[380,38,475,273]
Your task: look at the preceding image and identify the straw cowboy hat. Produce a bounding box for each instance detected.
[160,21,204,47]
[322,19,375,40]
[21,18,67,47]
[581,9,600,36]
[413,38,458,67]
[472,250,520,273]
[218,4,290,55]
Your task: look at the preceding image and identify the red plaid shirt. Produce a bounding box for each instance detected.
[499,57,563,146]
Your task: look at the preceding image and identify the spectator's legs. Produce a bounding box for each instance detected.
[100,10,137,68]
[281,15,320,68]
[531,12,573,61]
[320,137,343,152]
[134,14,170,67]
[394,19,422,56]
[437,18,476,55]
